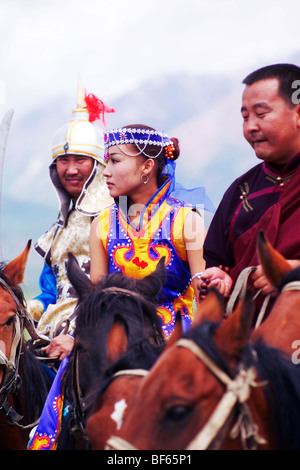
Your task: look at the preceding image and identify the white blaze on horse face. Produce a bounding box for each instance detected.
[110,398,128,430]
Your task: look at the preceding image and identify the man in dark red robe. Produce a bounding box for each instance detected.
[202,63,300,306]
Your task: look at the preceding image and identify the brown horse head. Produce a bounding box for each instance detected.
[0,241,52,450]
[0,240,31,383]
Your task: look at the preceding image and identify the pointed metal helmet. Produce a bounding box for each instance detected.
[51,76,115,164]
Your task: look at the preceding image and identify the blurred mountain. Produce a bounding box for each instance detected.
[0,71,268,296]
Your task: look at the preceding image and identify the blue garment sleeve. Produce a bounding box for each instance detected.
[34,263,57,311]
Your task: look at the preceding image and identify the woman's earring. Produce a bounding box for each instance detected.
[141,173,149,184]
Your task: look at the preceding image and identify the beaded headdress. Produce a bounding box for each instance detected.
[104,127,175,161]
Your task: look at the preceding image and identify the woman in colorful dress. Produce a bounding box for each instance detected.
[89,124,206,337]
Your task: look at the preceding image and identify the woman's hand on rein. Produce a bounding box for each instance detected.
[198,267,232,299]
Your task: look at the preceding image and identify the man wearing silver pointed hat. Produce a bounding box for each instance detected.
[28,79,114,360]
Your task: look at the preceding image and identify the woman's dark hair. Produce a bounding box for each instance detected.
[242,63,300,107]
[123,124,180,182]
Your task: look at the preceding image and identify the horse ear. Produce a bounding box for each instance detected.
[257,230,291,288]
[4,240,31,285]
[67,252,93,299]
[193,288,225,326]
[106,316,129,363]
[165,311,183,349]
[136,257,166,299]
[214,289,254,362]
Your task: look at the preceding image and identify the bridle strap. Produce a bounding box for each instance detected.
[281,280,300,292]
[112,369,149,379]
[225,266,270,328]
[101,287,150,304]
[176,339,234,389]
[226,267,257,317]
[227,269,300,327]
[255,280,300,328]
[186,387,239,450]
[106,435,138,450]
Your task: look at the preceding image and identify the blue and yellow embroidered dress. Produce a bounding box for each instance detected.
[27,166,215,451]
[99,177,195,337]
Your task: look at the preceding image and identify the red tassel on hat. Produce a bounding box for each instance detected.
[85,93,115,125]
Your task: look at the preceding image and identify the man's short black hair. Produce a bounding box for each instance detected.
[243,63,300,106]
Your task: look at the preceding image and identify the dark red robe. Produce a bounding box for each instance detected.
[204,153,300,287]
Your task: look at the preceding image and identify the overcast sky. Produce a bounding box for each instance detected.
[1,0,300,115]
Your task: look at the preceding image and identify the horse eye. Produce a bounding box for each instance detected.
[164,405,192,422]
[5,315,16,327]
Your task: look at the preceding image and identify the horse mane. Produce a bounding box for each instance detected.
[74,271,164,344]
[18,347,54,422]
[184,320,300,450]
